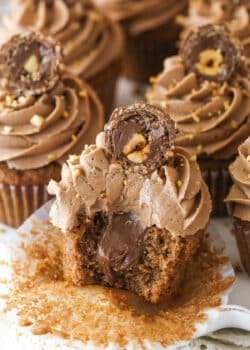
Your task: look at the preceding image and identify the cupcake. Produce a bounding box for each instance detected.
[94,0,188,83]
[225,137,250,275]
[1,0,123,116]
[0,31,104,227]
[147,25,250,216]
[48,102,211,303]
[178,0,250,58]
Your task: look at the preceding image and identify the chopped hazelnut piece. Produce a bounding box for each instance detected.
[196,49,223,77]
[30,115,45,128]
[48,153,56,161]
[2,125,13,134]
[24,55,39,74]
[69,154,79,164]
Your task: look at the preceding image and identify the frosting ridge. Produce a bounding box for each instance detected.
[225,136,250,221]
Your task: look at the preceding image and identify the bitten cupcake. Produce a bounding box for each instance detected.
[94,0,188,83]
[225,137,250,275]
[0,32,104,227]
[48,102,211,304]
[1,0,123,116]
[147,25,250,216]
[178,0,250,58]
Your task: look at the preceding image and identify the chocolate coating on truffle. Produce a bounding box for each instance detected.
[97,213,145,283]
[0,32,62,96]
[105,103,175,173]
[181,25,242,83]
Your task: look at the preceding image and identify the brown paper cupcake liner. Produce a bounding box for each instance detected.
[0,183,50,228]
[202,168,232,217]
[84,59,122,119]
[234,218,250,276]
[123,20,181,83]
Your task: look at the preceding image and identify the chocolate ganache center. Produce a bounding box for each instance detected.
[97,213,145,283]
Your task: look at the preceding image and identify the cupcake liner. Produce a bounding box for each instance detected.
[202,168,232,217]
[95,77,117,120]
[123,20,181,83]
[234,218,250,276]
[0,183,50,228]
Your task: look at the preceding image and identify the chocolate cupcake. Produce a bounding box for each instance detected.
[94,0,188,83]
[178,0,250,58]
[1,0,123,116]
[225,137,250,275]
[147,25,250,216]
[48,102,211,304]
[0,32,104,227]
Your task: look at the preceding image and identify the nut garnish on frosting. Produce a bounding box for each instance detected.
[147,24,250,160]
[49,102,211,303]
[0,32,103,170]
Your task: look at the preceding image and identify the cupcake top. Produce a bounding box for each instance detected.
[2,0,123,81]
[0,32,103,170]
[94,0,188,35]
[147,25,250,160]
[225,136,250,221]
[178,0,250,57]
[49,102,211,237]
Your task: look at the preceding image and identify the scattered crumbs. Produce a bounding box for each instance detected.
[0,227,6,234]
[2,221,234,349]
[233,262,242,273]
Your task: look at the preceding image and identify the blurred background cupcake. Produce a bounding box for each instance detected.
[1,0,123,116]
[225,136,250,275]
[147,24,250,216]
[178,0,250,58]
[94,0,188,84]
[0,31,103,227]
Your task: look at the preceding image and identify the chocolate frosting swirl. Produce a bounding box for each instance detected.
[147,26,250,160]
[0,32,104,170]
[178,0,250,58]
[94,0,188,35]
[1,0,123,81]
[49,103,211,239]
[225,137,250,221]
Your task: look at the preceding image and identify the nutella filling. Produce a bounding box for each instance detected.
[97,212,145,282]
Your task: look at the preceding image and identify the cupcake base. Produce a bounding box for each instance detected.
[234,218,250,276]
[0,162,61,228]
[199,159,232,217]
[86,59,122,120]
[123,19,182,84]
[63,214,203,304]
